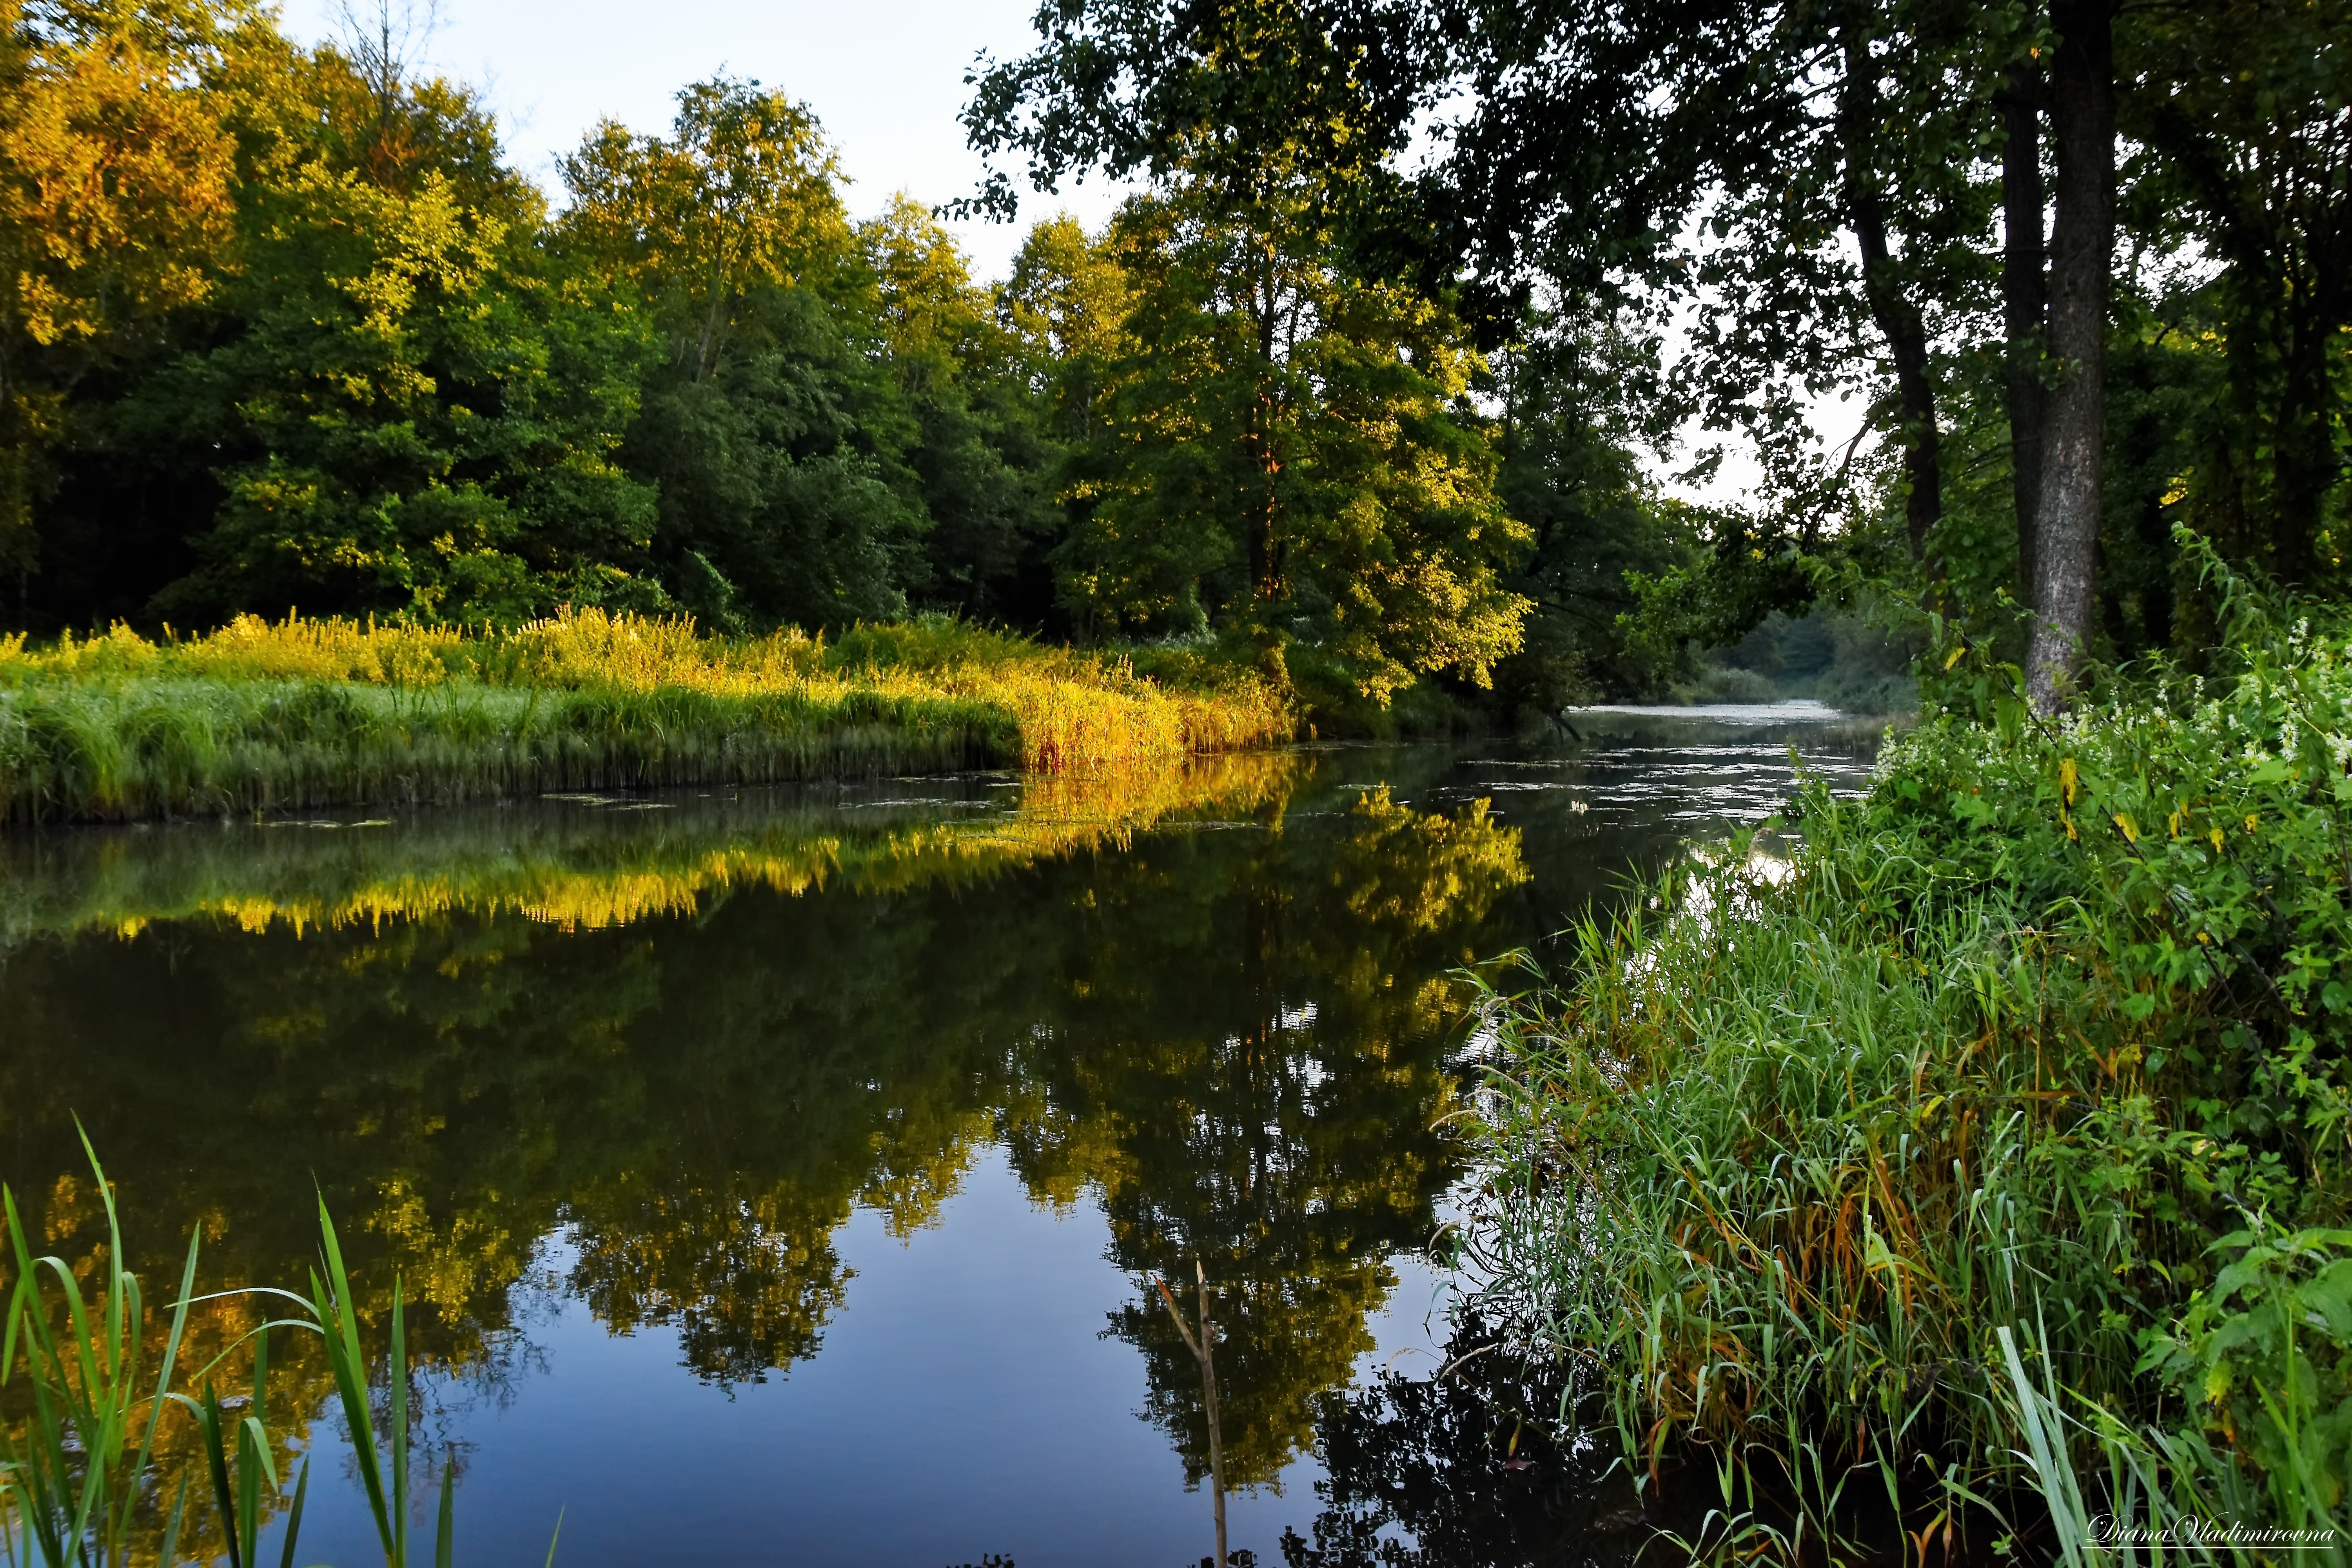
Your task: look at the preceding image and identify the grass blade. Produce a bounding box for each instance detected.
[312,1196,395,1559]
[391,1276,409,1568]
[158,1471,190,1568]
[197,1383,243,1568]
[277,1459,310,1568]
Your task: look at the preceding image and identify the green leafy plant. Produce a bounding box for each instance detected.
[0,1128,200,1567]
[1455,542,2352,1557]
[2,1133,545,1567]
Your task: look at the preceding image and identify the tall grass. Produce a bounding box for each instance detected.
[1460,843,2151,1559]
[1456,550,2352,1560]
[0,611,1292,824]
[2,1135,474,1567]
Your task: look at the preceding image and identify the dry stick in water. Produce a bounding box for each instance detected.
[1156,1262,1228,1568]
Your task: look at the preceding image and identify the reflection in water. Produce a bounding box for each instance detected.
[1279,1319,1653,1568]
[0,725,1874,1564]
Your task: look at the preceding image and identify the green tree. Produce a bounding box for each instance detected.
[125,31,660,624]
[860,192,1054,623]
[559,79,927,630]
[2120,0,2352,594]
[1068,181,1528,701]
[1490,314,1696,703]
[0,0,237,603]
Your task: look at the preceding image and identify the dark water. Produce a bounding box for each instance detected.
[0,706,1877,1567]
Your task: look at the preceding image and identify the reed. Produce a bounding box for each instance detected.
[1459,848,2147,1559]
[0,612,1293,824]
[1,1135,476,1568]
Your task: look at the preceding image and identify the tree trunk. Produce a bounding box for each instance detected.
[2000,40,2047,594]
[2270,255,2337,586]
[1244,264,1282,607]
[2025,0,2114,713]
[1838,30,1941,568]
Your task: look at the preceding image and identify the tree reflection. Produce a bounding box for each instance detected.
[1015,788,1530,1487]
[0,752,1537,1542]
[1276,1320,1657,1568]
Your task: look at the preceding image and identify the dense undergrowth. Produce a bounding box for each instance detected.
[0,612,1291,823]
[1461,550,2352,1561]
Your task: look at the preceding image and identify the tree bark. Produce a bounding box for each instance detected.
[1838,29,1941,568]
[2270,250,2338,586]
[2025,0,2114,713]
[2000,40,2047,595]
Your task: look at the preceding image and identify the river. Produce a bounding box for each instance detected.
[0,705,1878,1567]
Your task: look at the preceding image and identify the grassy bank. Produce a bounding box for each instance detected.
[1459,559,2352,1559]
[0,612,1292,824]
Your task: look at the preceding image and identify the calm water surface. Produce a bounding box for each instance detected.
[0,710,1877,1566]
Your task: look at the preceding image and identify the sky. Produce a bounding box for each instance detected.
[276,0,1128,284]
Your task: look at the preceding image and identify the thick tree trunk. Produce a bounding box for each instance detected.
[2000,44,2047,594]
[1839,31,1942,568]
[2025,0,2114,712]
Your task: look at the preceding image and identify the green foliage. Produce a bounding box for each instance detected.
[2140,1223,2352,1535]
[1459,556,2352,1552]
[860,193,1056,623]
[1487,322,1694,707]
[1063,179,1530,703]
[0,1129,200,1567]
[149,167,661,624]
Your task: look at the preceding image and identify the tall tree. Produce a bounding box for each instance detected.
[860,192,1054,622]
[1998,7,2047,594]
[0,0,236,603]
[557,76,851,381]
[965,0,2003,648]
[559,80,924,629]
[115,22,659,624]
[1066,179,1529,700]
[2023,0,2114,710]
[2123,0,2352,593]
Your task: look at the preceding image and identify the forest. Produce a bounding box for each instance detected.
[951,0,2352,1558]
[0,0,1584,732]
[2,0,2352,1559]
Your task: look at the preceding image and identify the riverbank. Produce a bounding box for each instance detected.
[1459,575,2352,1557]
[0,612,1293,824]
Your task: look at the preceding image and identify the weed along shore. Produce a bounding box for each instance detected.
[1454,574,2352,1557]
[0,612,1291,824]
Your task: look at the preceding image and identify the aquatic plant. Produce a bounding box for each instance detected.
[0,611,1291,824]
[1457,546,2352,1559]
[0,1135,516,1567]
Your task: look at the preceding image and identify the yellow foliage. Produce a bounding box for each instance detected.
[0,606,1296,780]
[3,750,1301,941]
